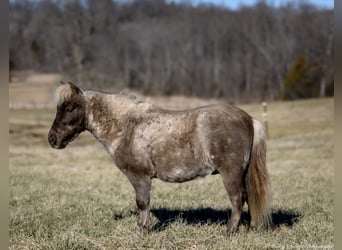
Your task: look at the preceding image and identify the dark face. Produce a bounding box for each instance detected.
[48,97,86,149]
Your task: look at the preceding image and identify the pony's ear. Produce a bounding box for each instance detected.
[67,81,83,95]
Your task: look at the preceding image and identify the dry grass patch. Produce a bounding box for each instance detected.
[10,97,333,249]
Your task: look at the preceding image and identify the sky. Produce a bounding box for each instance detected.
[168,0,334,9]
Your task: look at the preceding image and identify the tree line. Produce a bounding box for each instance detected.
[10,0,334,102]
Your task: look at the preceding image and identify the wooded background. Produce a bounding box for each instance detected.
[9,0,334,102]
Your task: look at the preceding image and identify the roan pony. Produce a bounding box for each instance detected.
[48,81,272,235]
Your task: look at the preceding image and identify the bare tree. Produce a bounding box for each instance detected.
[9,0,334,101]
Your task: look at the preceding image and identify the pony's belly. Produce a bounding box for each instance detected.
[155,164,216,183]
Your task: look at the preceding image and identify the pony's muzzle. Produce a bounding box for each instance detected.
[48,131,64,149]
[48,132,57,146]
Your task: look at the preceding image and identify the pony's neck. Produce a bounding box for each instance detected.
[83,90,152,148]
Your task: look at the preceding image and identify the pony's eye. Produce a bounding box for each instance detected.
[65,106,74,112]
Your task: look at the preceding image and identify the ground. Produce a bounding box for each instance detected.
[9,72,334,249]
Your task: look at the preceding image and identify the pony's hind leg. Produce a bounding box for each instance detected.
[220,169,245,235]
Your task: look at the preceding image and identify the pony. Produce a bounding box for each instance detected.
[48,81,272,235]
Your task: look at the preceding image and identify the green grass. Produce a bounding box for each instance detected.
[10,98,334,249]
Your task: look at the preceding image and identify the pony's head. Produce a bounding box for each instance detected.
[48,81,86,149]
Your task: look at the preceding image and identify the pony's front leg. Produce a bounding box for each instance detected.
[128,174,152,231]
[136,190,151,230]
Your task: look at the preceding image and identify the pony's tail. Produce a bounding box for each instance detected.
[245,119,272,229]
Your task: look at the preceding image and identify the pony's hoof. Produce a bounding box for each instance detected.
[226,225,238,236]
[138,223,152,232]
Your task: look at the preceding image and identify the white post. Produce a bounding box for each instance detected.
[262,102,269,139]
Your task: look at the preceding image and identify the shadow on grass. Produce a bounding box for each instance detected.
[150,208,300,232]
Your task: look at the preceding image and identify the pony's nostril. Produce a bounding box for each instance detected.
[48,134,57,145]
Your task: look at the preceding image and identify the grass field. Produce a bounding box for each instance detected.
[9,74,334,249]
